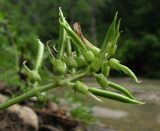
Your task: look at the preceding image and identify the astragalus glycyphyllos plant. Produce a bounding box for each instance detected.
[0,8,144,110]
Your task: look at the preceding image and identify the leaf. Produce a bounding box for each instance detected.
[100,12,118,56]
[100,12,120,58]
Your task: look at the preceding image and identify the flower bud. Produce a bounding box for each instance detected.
[52,59,66,75]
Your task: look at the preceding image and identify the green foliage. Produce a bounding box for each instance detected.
[0,46,19,86]
[0,0,159,79]
[70,104,96,123]
[118,34,160,78]
[64,92,96,123]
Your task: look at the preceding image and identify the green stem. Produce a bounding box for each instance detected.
[71,71,89,80]
[0,82,57,110]
[59,72,88,85]
[0,72,88,110]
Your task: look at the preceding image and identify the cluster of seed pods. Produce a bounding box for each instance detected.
[0,8,144,110]
[49,8,143,104]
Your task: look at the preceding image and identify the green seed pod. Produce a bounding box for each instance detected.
[101,61,110,77]
[88,88,144,104]
[109,58,140,83]
[76,55,87,68]
[74,81,89,95]
[83,50,95,63]
[117,64,141,83]
[64,56,78,69]
[93,73,108,89]
[59,20,87,50]
[52,59,66,75]
[90,57,102,72]
[108,82,135,99]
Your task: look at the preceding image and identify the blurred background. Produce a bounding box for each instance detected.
[0,0,160,80]
[0,0,160,131]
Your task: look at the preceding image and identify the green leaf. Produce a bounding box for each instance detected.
[100,12,118,57]
[100,12,121,58]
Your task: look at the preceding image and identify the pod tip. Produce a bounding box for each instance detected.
[135,100,145,105]
[136,79,142,84]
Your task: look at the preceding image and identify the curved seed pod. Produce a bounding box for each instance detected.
[76,55,87,68]
[101,61,110,77]
[74,81,89,95]
[52,59,66,75]
[64,56,78,69]
[35,39,44,72]
[73,22,100,55]
[93,73,108,89]
[23,61,41,81]
[109,58,141,83]
[58,7,67,58]
[88,88,144,104]
[80,36,100,56]
[23,39,44,82]
[90,57,102,72]
[83,50,95,63]
[59,21,87,51]
[108,82,135,99]
[108,58,120,69]
[117,64,141,83]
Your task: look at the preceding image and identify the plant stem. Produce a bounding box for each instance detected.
[68,72,89,81]
[0,72,88,110]
[0,82,57,110]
